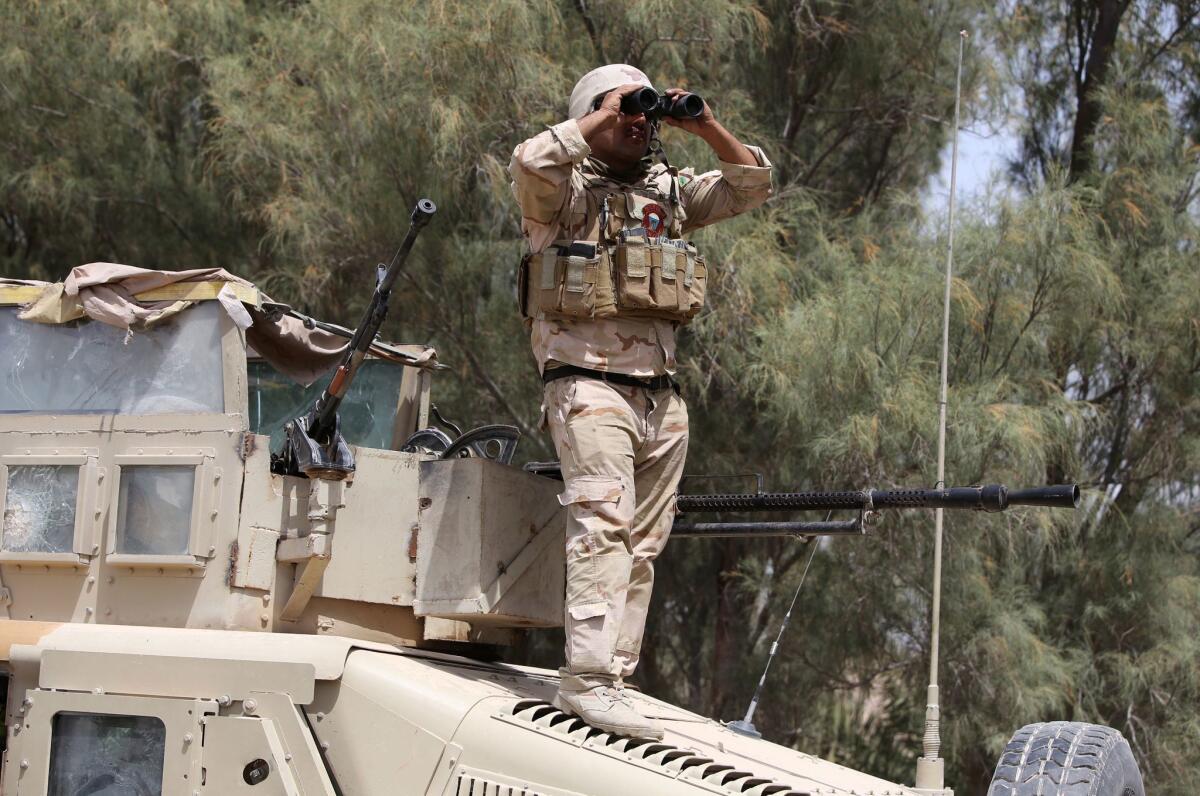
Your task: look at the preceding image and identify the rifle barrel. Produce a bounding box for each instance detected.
[309,198,436,442]
[674,484,1079,515]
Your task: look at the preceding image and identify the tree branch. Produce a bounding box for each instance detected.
[91,195,192,241]
[573,0,609,63]
[397,270,540,442]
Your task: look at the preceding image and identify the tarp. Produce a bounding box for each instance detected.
[10,263,436,385]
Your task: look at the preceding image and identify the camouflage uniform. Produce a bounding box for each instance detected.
[510,109,771,690]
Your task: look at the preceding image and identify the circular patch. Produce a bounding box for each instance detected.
[640,202,667,237]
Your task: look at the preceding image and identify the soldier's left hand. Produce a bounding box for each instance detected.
[661,88,715,135]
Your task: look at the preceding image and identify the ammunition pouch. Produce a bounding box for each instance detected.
[519,241,616,321]
[519,234,706,323]
[518,175,707,324]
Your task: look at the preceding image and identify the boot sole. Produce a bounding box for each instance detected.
[551,694,665,740]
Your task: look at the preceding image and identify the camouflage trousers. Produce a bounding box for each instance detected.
[544,375,689,689]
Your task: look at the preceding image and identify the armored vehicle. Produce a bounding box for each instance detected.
[0,253,1143,792]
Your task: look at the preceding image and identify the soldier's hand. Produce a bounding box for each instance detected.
[661,88,715,135]
[594,83,649,124]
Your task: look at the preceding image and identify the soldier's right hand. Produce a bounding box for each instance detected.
[594,83,649,122]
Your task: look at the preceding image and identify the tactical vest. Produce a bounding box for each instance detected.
[518,162,707,324]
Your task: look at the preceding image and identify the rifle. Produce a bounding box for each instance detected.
[672,483,1079,538]
[278,198,437,479]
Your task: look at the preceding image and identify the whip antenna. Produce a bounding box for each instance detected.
[728,536,821,738]
[915,29,967,794]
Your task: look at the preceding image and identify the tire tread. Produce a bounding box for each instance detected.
[986,721,1143,796]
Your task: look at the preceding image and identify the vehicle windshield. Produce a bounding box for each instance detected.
[0,303,225,415]
[247,358,406,450]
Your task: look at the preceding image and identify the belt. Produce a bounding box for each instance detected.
[542,364,679,394]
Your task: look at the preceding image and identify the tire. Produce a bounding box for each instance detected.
[987,721,1145,796]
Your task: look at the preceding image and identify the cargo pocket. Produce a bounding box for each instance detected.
[557,474,628,521]
[564,551,633,673]
[565,599,610,671]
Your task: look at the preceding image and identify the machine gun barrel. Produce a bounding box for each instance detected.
[308,198,436,444]
[675,484,1079,515]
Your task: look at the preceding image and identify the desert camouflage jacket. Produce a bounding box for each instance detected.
[510,118,771,376]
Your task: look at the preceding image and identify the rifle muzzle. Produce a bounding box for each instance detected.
[412,198,436,226]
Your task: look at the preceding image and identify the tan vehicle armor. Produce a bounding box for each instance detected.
[519,165,706,322]
[0,246,1141,793]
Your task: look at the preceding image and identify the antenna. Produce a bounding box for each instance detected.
[727,537,820,738]
[915,30,968,794]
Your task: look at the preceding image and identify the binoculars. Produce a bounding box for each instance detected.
[615,87,705,120]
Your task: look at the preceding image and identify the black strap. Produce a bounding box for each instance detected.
[543,364,679,394]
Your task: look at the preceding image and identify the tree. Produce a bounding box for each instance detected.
[0,1,256,278]
[994,0,1200,185]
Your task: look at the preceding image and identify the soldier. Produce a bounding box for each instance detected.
[509,64,772,739]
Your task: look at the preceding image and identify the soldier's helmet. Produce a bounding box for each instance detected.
[568,63,653,119]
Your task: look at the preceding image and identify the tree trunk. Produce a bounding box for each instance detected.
[708,539,740,716]
[1069,0,1130,180]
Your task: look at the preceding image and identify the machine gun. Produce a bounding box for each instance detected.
[672,483,1079,538]
[277,198,437,479]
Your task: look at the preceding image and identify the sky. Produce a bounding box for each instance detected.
[923,121,1017,216]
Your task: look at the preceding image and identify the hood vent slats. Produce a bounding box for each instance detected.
[501,699,816,796]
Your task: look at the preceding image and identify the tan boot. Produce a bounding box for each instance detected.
[553,684,664,740]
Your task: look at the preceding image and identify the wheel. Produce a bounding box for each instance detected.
[988,721,1145,796]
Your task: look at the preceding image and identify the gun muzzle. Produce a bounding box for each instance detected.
[1006,484,1080,509]
[412,198,436,226]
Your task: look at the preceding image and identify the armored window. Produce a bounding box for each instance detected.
[104,451,217,568]
[0,303,224,415]
[48,712,166,796]
[113,465,197,556]
[248,357,407,449]
[1,465,78,553]
[0,453,98,565]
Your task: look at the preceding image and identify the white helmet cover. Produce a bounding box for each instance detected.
[568,64,653,120]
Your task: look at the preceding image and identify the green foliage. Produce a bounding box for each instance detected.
[0,1,254,276]
[2,1,1197,792]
